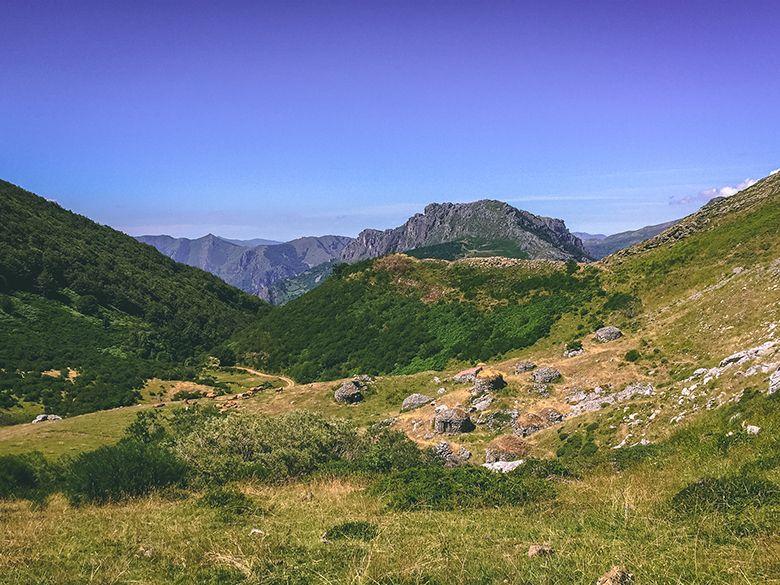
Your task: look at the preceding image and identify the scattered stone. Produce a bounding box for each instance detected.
[563,347,584,358]
[334,379,365,404]
[770,367,780,395]
[527,544,555,558]
[745,425,761,435]
[515,360,536,373]
[596,565,634,585]
[485,434,529,463]
[569,382,654,417]
[483,460,524,473]
[437,387,447,395]
[401,393,434,412]
[471,369,505,396]
[719,341,776,368]
[594,326,623,343]
[476,409,518,430]
[532,367,561,384]
[532,383,550,397]
[31,414,62,423]
[432,376,441,384]
[433,441,472,466]
[453,366,482,383]
[433,407,474,434]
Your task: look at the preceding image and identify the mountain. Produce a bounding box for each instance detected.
[340,200,590,263]
[0,180,265,416]
[136,234,352,301]
[577,220,679,259]
[221,237,282,247]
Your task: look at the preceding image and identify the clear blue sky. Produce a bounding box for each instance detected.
[2,0,778,240]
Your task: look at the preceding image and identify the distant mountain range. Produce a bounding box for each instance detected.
[575,220,679,259]
[137,201,680,303]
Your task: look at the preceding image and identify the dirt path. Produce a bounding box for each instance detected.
[235,366,295,388]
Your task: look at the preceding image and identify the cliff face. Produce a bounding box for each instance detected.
[340,200,590,262]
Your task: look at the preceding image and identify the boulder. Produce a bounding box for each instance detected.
[401,393,434,412]
[514,412,547,437]
[334,379,365,404]
[515,360,537,373]
[31,414,62,424]
[471,393,494,411]
[483,460,524,473]
[527,544,554,558]
[485,434,529,463]
[433,407,474,434]
[563,347,584,358]
[594,326,623,343]
[433,441,472,467]
[471,369,506,396]
[770,367,780,395]
[539,407,564,424]
[532,367,561,384]
[453,366,482,383]
[596,566,634,585]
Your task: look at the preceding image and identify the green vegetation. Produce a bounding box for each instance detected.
[405,238,531,260]
[235,256,605,382]
[0,181,265,417]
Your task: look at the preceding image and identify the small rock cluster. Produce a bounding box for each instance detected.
[594,326,623,343]
[401,393,434,411]
[532,367,561,384]
[334,378,370,404]
[32,414,62,424]
[514,360,536,373]
[452,366,482,383]
[433,407,474,434]
[433,441,472,467]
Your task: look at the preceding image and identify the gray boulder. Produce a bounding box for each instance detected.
[401,393,434,411]
[769,367,780,395]
[334,380,365,404]
[471,370,506,397]
[532,367,561,384]
[432,441,472,467]
[31,414,62,424]
[515,360,537,373]
[433,407,474,434]
[594,326,623,343]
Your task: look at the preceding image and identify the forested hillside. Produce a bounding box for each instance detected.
[0,180,266,417]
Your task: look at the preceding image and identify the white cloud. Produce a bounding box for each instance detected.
[669,178,757,206]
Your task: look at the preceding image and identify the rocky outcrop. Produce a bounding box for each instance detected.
[770,367,780,395]
[433,407,474,434]
[339,200,590,263]
[532,367,562,384]
[568,383,654,417]
[401,393,434,411]
[515,360,536,373]
[433,441,472,467]
[483,460,525,473]
[594,326,623,343]
[471,370,505,396]
[453,366,482,383]
[32,414,62,423]
[334,379,366,404]
[485,435,529,463]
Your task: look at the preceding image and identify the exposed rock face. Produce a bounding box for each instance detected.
[568,383,654,417]
[471,369,506,396]
[563,347,584,357]
[476,409,519,430]
[483,460,524,473]
[770,367,780,395]
[32,414,62,423]
[433,441,472,467]
[401,393,434,412]
[596,566,634,585]
[334,380,366,404]
[594,326,623,343]
[453,366,482,383]
[515,361,536,373]
[433,407,474,434]
[471,394,494,411]
[339,200,590,263]
[532,367,562,384]
[485,435,529,463]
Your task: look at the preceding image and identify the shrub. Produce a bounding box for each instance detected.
[624,349,641,362]
[199,486,262,522]
[63,439,187,505]
[373,465,554,511]
[338,427,429,474]
[0,452,54,503]
[671,474,780,515]
[323,520,378,542]
[173,411,356,484]
[609,444,660,470]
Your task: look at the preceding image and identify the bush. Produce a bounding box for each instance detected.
[323,520,378,542]
[338,427,429,474]
[671,474,780,515]
[199,486,262,522]
[63,439,187,505]
[0,452,54,503]
[173,411,356,484]
[624,349,641,362]
[373,465,554,511]
[609,444,660,470]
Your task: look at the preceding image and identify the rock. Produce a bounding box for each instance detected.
[594,326,623,343]
[471,393,494,411]
[527,544,554,558]
[249,528,264,536]
[483,460,524,473]
[745,424,761,435]
[401,393,434,412]
[471,369,506,396]
[437,387,447,395]
[532,383,550,397]
[485,434,529,463]
[31,414,62,423]
[476,409,518,430]
[433,407,474,434]
[539,407,564,424]
[433,441,471,466]
[770,367,780,395]
[596,565,634,585]
[514,412,547,437]
[334,379,365,404]
[515,360,536,373]
[453,366,482,383]
[532,367,561,384]
[563,347,584,357]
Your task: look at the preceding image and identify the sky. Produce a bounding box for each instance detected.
[1,0,779,240]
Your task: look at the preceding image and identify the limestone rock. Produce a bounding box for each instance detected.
[483,460,524,473]
[485,434,529,463]
[453,366,482,383]
[433,441,471,466]
[471,393,494,411]
[433,407,474,434]
[532,367,561,384]
[514,412,547,437]
[515,360,537,373]
[770,367,780,395]
[471,369,506,396]
[594,326,623,343]
[401,393,433,412]
[334,379,365,404]
[31,414,62,424]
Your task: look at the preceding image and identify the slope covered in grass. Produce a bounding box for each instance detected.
[0,180,266,416]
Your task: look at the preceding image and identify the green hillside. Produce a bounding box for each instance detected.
[0,180,266,417]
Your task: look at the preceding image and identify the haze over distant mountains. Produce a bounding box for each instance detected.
[137,200,681,303]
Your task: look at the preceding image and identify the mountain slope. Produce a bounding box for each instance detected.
[340,200,590,263]
[0,180,265,416]
[578,220,679,259]
[137,234,352,301]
